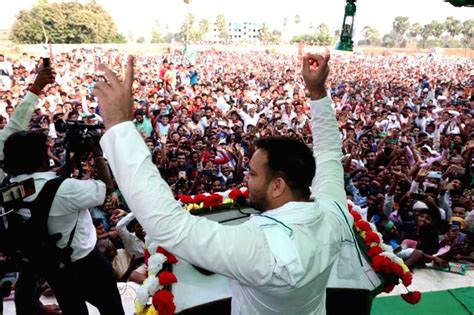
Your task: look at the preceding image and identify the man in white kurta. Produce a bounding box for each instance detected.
[97,54,359,314]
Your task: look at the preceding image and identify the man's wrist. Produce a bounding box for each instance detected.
[29,85,43,96]
[309,89,327,101]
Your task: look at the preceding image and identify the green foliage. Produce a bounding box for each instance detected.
[461,19,474,48]
[163,32,183,43]
[197,19,211,41]
[256,25,282,45]
[408,22,422,39]
[290,23,335,46]
[382,16,472,49]
[382,33,396,48]
[151,19,162,43]
[428,20,445,38]
[294,15,301,25]
[215,14,229,42]
[445,16,461,37]
[258,24,273,44]
[361,26,381,46]
[112,33,127,44]
[392,16,410,37]
[10,1,121,44]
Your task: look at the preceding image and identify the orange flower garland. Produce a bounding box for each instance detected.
[348,204,422,304]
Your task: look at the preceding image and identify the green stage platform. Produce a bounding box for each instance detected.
[373,287,474,315]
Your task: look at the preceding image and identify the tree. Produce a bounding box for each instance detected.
[382,33,396,48]
[445,16,461,37]
[428,20,445,38]
[258,24,273,44]
[198,19,211,40]
[10,1,121,44]
[461,19,474,48]
[181,13,196,42]
[283,17,288,31]
[215,14,229,42]
[315,23,334,46]
[271,30,282,44]
[294,15,301,25]
[151,19,162,43]
[408,22,422,40]
[391,16,410,47]
[418,24,433,48]
[362,26,381,46]
[392,16,410,37]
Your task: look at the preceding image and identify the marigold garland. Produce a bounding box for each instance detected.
[135,241,179,315]
[179,188,249,213]
[348,204,422,304]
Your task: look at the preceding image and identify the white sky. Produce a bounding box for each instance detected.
[2,0,473,40]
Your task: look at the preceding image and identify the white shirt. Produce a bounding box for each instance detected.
[101,96,352,314]
[10,172,106,262]
[116,212,145,258]
[0,92,39,181]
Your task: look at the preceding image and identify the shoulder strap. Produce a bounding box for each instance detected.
[22,177,67,236]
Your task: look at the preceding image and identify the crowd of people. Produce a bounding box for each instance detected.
[0,47,473,307]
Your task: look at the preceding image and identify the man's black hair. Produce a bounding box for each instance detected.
[254,136,315,199]
[127,218,140,232]
[3,131,48,176]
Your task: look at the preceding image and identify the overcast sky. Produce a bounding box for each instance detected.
[2,0,473,40]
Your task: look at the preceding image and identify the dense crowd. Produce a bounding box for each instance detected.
[0,47,473,286]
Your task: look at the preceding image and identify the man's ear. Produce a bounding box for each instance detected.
[271,177,287,199]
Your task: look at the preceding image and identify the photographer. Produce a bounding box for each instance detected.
[2,129,124,314]
[0,64,59,315]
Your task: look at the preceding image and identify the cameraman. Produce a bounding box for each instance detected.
[0,65,59,314]
[2,129,124,314]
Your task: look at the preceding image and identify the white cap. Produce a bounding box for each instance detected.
[422,145,439,156]
[413,201,428,210]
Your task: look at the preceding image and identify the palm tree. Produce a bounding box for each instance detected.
[198,19,210,40]
[392,16,410,37]
[445,16,461,37]
[294,14,301,25]
[408,22,422,40]
[215,14,228,43]
[362,26,381,46]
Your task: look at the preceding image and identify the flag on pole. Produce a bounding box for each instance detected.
[183,43,197,65]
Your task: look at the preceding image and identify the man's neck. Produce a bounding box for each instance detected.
[264,196,310,212]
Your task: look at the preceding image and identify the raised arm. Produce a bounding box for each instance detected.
[0,67,55,161]
[96,57,274,286]
[303,52,346,206]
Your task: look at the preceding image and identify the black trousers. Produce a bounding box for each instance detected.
[42,247,124,315]
[326,288,373,315]
[15,265,42,315]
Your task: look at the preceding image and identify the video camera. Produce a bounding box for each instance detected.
[62,120,104,155]
[56,120,104,177]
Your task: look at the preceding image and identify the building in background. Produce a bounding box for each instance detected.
[209,21,263,43]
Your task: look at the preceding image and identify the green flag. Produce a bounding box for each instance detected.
[183,43,197,65]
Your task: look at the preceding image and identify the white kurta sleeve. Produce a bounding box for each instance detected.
[310,96,347,206]
[0,92,38,161]
[100,122,273,286]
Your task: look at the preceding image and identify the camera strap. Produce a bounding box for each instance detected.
[21,177,77,261]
